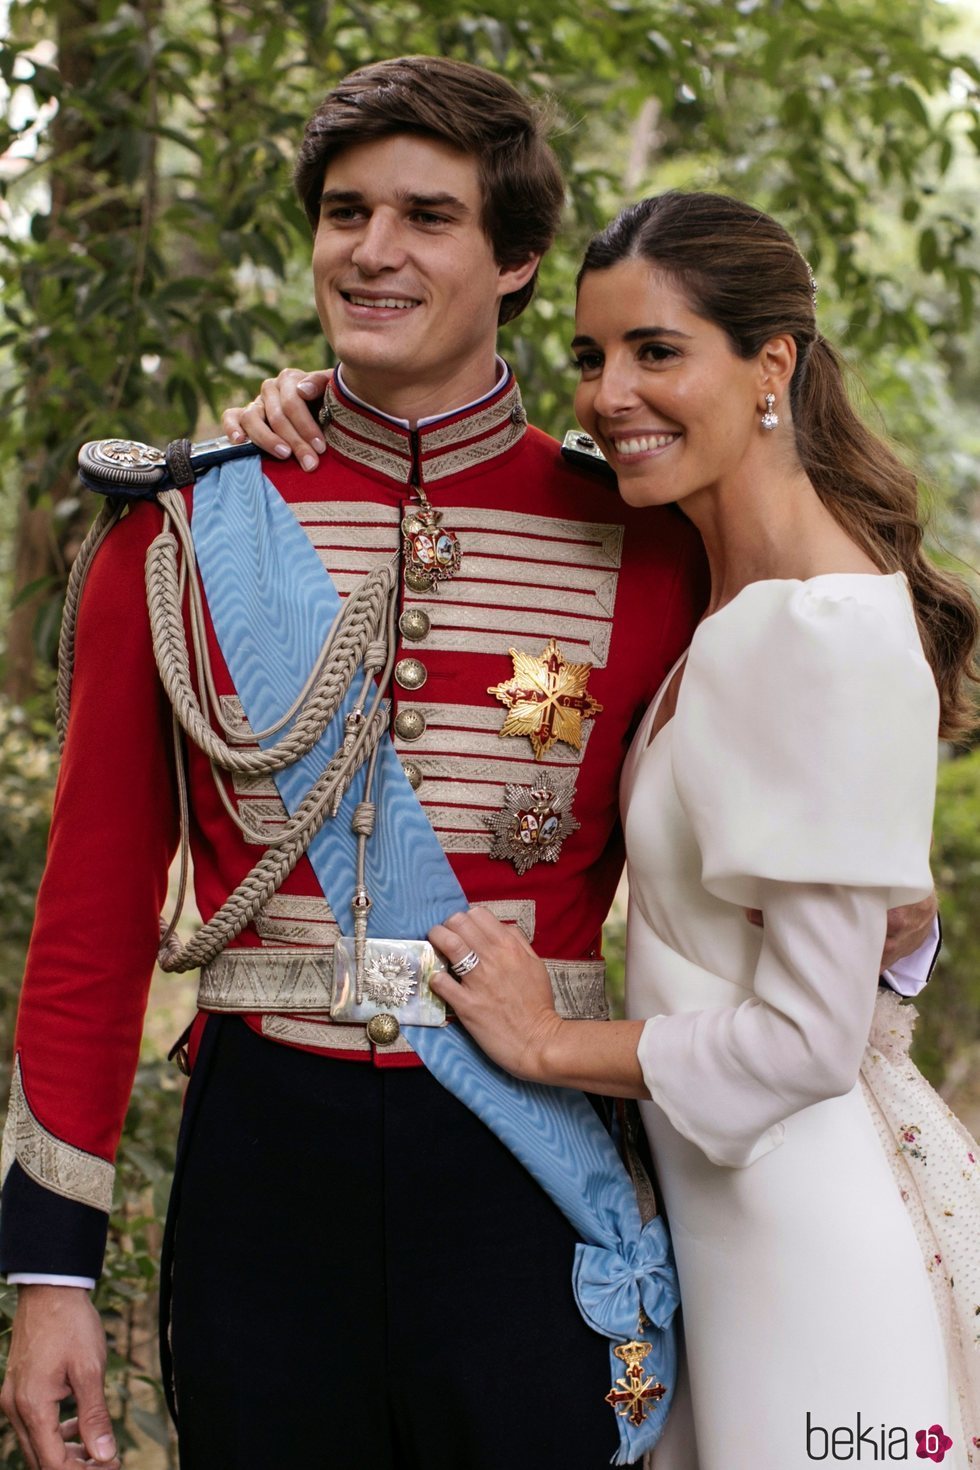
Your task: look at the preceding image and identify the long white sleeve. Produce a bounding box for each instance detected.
[637,880,888,1167]
[626,574,939,1171]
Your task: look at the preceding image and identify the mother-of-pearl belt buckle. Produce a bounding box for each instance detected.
[330,937,448,1028]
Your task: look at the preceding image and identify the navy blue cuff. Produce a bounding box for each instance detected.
[0,1162,108,1280]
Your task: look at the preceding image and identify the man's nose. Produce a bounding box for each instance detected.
[350,210,406,274]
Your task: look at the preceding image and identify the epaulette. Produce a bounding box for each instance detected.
[560,429,615,483]
[77,435,260,499]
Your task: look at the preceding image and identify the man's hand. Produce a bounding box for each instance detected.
[745,890,939,974]
[880,890,938,972]
[0,1286,119,1470]
[220,368,331,470]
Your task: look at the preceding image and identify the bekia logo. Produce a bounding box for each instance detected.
[915,1425,954,1463]
[806,1413,955,1462]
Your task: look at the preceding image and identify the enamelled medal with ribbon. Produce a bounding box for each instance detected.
[402,486,461,592]
[605,1341,668,1427]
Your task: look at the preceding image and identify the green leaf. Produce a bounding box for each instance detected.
[918,227,939,273]
[9,575,61,611]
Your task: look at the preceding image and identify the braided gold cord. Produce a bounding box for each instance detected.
[147,491,400,973]
[145,529,394,778]
[155,706,389,972]
[53,480,400,975]
[56,501,124,749]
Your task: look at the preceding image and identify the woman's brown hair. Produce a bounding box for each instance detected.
[294,56,565,325]
[578,191,978,739]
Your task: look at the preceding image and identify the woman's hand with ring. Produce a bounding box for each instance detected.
[429,907,563,1083]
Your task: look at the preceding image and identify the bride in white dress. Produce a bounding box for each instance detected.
[431,193,980,1468]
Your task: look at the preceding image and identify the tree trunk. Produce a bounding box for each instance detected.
[3,0,156,704]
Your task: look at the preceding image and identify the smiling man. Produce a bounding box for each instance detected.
[0,55,938,1470]
[312,137,520,413]
[0,57,706,1470]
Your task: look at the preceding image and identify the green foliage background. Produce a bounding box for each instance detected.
[1,0,979,1463]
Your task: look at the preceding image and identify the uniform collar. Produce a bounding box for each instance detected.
[334,358,512,426]
[322,362,528,488]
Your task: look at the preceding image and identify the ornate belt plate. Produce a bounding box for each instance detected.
[330,937,448,1028]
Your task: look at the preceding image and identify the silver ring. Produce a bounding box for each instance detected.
[450,950,481,979]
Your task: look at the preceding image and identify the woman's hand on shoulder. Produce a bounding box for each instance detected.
[429,908,563,1082]
[220,368,331,470]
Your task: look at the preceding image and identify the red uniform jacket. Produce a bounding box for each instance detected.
[0,371,707,1278]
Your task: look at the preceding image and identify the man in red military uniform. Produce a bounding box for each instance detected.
[0,54,935,1470]
[0,57,704,1470]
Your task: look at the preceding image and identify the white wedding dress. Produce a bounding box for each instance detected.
[620,574,979,1470]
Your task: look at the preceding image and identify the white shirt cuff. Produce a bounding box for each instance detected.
[6,1273,97,1289]
[880,914,940,997]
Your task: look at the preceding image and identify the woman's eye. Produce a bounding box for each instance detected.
[640,342,677,363]
[571,353,602,375]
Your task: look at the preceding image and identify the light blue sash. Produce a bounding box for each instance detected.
[192,458,678,1463]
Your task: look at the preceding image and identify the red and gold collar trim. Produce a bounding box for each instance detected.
[322,372,528,487]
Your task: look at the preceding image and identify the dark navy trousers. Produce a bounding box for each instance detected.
[162,1017,619,1468]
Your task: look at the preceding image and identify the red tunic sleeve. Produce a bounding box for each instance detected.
[0,501,179,1278]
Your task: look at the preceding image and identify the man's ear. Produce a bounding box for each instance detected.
[497,253,541,300]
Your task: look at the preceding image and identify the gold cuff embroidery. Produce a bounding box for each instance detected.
[1,1058,115,1214]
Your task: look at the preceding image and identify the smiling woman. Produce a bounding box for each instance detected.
[572,265,761,511]
[429,191,980,1468]
[573,192,978,737]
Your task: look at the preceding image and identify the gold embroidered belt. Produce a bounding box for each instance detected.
[197,945,609,1053]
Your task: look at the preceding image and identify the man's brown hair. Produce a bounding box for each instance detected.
[294,55,565,324]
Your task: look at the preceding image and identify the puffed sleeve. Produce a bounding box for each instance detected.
[671,574,937,909]
[636,575,939,1168]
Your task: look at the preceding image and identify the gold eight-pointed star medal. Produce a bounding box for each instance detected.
[488,639,604,759]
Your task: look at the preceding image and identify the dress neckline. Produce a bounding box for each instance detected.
[642,648,689,751]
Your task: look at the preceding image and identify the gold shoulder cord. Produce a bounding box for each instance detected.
[57,489,402,976]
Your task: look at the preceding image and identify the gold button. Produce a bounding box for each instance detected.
[401,760,423,791]
[394,707,426,742]
[367,1013,400,1046]
[399,608,431,642]
[405,567,433,593]
[395,657,427,691]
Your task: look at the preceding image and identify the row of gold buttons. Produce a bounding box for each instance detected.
[396,605,430,790]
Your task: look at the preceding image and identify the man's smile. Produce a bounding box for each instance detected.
[340,289,423,313]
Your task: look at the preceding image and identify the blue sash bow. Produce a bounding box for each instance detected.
[192,458,679,1463]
